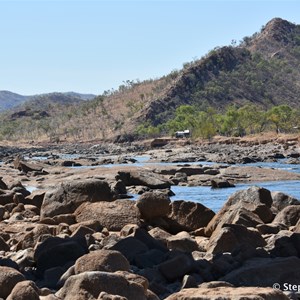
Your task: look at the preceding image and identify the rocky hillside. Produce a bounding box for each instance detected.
[137,18,300,126]
[0,17,300,141]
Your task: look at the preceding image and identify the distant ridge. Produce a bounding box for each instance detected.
[0,91,96,112]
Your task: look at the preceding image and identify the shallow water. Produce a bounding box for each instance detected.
[171,180,300,212]
[21,155,300,212]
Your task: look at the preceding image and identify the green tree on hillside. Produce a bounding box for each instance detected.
[266,105,295,133]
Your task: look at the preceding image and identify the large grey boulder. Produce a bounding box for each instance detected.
[41,179,115,218]
[205,186,273,236]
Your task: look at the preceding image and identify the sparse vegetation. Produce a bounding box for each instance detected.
[0,18,300,142]
[136,104,300,139]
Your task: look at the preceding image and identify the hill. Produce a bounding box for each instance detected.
[0,17,300,142]
[0,91,29,112]
[0,91,96,112]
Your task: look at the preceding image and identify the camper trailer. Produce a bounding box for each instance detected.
[175,130,190,138]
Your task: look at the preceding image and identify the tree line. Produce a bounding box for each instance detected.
[137,104,300,139]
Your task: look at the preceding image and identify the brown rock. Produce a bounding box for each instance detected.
[271,191,300,212]
[205,186,273,236]
[295,218,300,233]
[0,191,14,205]
[272,205,300,227]
[168,200,215,233]
[75,250,130,274]
[17,224,52,250]
[165,286,289,300]
[55,271,147,300]
[136,191,171,220]
[97,292,127,300]
[211,178,234,188]
[266,231,300,257]
[0,266,25,299]
[167,231,199,252]
[148,227,172,246]
[206,224,266,255]
[14,156,44,173]
[0,235,10,251]
[158,254,194,281]
[110,237,149,263]
[41,179,115,218]
[221,256,300,288]
[0,177,8,190]
[117,170,171,189]
[7,280,40,300]
[23,190,46,209]
[34,236,88,276]
[75,200,141,231]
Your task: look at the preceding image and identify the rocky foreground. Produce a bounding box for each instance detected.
[0,139,300,299]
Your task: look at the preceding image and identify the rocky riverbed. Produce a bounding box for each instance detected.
[0,139,300,299]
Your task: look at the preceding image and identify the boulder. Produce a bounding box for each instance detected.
[74,200,141,231]
[7,280,40,300]
[0,191,14,205]
[0,205,4,221]
[34,236,88,276]
[158,254,195,281]
[23,190,46,209]
[205,186,273,236]
[134,249,166,269]
[110,237,149,263]
[116,170,171,189]
[295,218,300,233]
[0,266,25,299]
[165,286,289,300]
[55,271,148,300]
[0,177,8,190]
[0,235,10,251]
[168,200,215,233]
[167,231,200,252]
[14,156,44,173]
[17,224,52,250]
[272,205,300,227]
[206,224,266,255]
[266,231,300,257]
[136,191,171,220]
[221,256,300,288]
[211,179,235,188]
[148,227,172,246]
[41,179,115,218]
[74,250,130,274]
[271,191,300,211]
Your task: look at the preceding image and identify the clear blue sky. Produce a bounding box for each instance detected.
[0,0,299,96]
